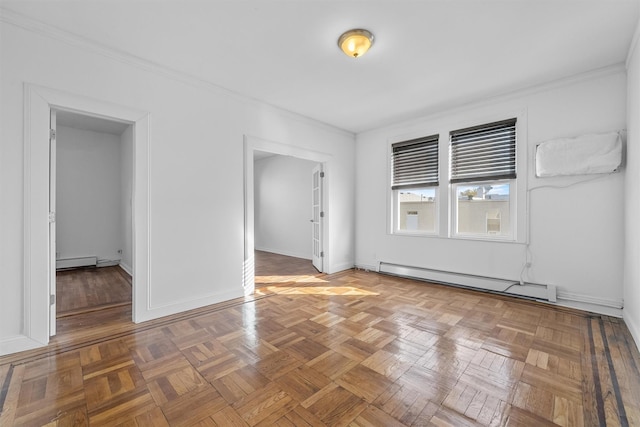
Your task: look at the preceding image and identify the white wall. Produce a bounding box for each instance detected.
[624,20,640,350]
[0,18,354,352]
[254,155,317,260]
[356,67,627,314]
[56,126,122,264]
[120,125,133,274]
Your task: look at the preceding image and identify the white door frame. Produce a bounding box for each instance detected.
[311,164,324,272]
[243,135,331,295]
[23,84,150,346]
[49,109,57,336]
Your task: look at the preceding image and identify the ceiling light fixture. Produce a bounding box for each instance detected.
[338,29,374,58]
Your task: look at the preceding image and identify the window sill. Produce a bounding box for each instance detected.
[392,230,438,237]
[391,231,523,244]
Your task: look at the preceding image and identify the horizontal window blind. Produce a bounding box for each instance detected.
[392,135,439,190]
[450,118,516,183]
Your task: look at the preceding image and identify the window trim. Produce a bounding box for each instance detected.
[447,113,530,243]
[389,133,441,236]
[387,110,527,243]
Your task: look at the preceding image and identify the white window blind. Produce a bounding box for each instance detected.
[450,118,516,183]
[392,135,439,190]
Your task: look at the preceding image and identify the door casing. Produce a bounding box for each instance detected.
[23,84,150,348]
[243,135,332,295]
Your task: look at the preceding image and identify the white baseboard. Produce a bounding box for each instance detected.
[119,261,132,276]
[329,261,355,274]
[255,246,311,260]
[623,311,640,353]
[377,262,624,317]
[56,256,97,269]
[134,288,244,323]
[555,299,623,318]
[379,262,550,300]
[0,335,45,356]
[97,260,120,267]
[555,291,623,316]
[355,263,380,272]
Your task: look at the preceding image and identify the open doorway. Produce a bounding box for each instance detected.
[243,135,332,295]
[253,151,320,270]
[22,84,150,350]
[253,152,323,281]
[52,110,133,334]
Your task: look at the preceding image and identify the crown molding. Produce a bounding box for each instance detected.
[0,7,354,138]
[360,62,627,137]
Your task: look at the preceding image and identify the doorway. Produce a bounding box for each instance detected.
[243,135,332,295]
[23,84,151,349]
[52,110,133,333]
[253,151,321,272]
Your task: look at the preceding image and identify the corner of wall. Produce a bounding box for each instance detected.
[0,335,45,356]
[623,13,640,354]
[624,311,640,353]
[626,14,640,68]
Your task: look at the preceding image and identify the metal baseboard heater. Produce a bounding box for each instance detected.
[378,262,557,303]
[56,256,98,270]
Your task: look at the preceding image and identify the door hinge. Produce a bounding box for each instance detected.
[320,171,325,178]
[50,294,55,305]
[49,212,56,223]
[320,252,324,258]
[320,211,324,218]
[50,129,56,140]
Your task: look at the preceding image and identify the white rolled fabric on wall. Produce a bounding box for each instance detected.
[535,132,622,177]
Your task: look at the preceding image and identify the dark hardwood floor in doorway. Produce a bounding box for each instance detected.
[55,265,133,338]
[254,250,320,277]
[57,266,132,317]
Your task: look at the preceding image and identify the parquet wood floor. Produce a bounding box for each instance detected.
[2,252,639,426]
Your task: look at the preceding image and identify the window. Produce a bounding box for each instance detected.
[450,118,517,239]
[391,135,439,233]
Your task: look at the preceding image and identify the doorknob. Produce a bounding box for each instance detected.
[310,219,314,222]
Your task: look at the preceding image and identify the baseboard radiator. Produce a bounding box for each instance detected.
[378,262,557,302]
[56,256,98,270]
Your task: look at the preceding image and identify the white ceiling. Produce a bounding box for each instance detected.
[3,0,639,134]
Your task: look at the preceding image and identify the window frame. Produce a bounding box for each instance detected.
[390,134,440,236]
[447,115,528,243]
[387,111,527,243]
[448,117,519,242]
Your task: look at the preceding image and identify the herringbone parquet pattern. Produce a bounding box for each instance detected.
[1,252,639,426]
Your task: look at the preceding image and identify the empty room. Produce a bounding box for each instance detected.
[1,1,640,426]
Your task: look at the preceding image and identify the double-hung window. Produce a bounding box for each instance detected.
[450,118,517,239]
[391,134,439,233]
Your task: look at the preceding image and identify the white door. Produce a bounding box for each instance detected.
[49,109,57,336]
[311,164,323,272]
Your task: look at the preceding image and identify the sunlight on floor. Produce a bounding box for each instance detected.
[254,275,329,285]
[255,282,380,296]
[254,271,381,296]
